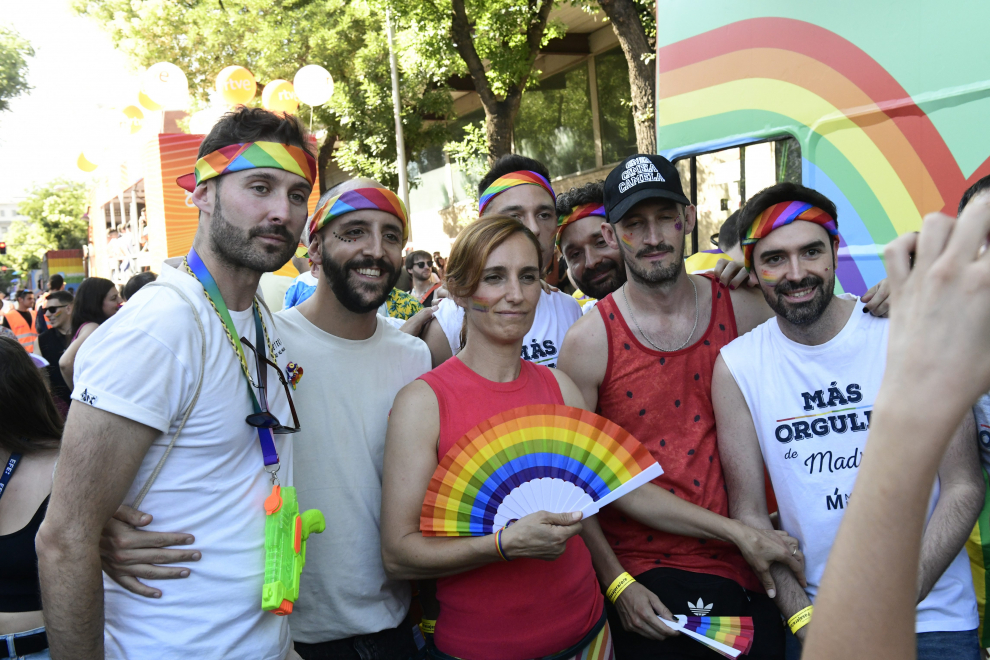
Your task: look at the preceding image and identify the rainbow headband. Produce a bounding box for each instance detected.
[556,202,606,247]
[478,170,556,215]
[176,141,317,192]
[741,201,837,269]
[308,187,409,242]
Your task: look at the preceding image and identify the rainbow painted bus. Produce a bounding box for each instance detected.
[656,3,990,295]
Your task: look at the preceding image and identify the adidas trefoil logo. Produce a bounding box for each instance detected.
[688,598,713,616]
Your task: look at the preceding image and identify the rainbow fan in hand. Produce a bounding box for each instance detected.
[659,615,755,658]
[420,404,663,536]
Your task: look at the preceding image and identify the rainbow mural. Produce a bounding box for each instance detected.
[655,11,990,294]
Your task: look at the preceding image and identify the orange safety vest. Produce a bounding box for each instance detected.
[4,308,37,352]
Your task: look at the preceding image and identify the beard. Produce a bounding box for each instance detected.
[765,274,834,325]
[321,245,400,314]
[577,258,626,299]
[209,188,297,272]
[621,239,684,287]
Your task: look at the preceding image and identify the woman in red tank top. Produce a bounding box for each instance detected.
[381,217,613,660]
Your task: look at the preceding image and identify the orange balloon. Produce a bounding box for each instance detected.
[216,66,257,106]
[262,79,299,114]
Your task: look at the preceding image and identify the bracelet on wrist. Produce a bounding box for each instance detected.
[606,571,636,604]
[494,526,511,561]
[787,605,813,634]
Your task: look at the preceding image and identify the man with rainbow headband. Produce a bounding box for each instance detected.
[714,181,982,660]
[272,178,433,657]
[38,107,313,660]
[427,155,582,368]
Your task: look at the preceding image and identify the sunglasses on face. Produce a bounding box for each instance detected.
[240,337,301,434]
[414,261,433,269]
[44,305,67,315]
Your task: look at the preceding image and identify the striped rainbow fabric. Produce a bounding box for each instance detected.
[741,201,837,268]
[556,202,606,247]
[420,404,662,537]
[661,615,755,658]
[965,466,990,648]
[478,170,556,215]
[177,141,317,192]
[308,187,409,242]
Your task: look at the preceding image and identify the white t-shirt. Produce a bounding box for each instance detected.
[71,263,296,660]
[720,296,978,633]
[274,308,431,643]
[433,290,582,367]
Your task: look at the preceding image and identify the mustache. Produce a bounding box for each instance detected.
[249,224,293,242]
[346,256,396,278]
[775,275,824,296]
[635,243,675,259]
[583,259,619,278]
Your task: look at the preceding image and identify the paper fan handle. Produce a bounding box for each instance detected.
[658,616,742,659]
[579,463,664,518]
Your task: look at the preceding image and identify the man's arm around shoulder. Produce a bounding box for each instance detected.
[37,403,160,660]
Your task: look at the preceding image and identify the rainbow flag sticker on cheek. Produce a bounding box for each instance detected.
[420,404,663,536]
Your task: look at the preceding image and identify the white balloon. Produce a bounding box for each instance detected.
[142,62,189,109]
[293,64,334,106]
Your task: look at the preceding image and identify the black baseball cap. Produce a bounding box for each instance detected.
[604,154,690,223]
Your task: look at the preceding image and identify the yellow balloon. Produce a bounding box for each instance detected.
[216,66,257,106]
[138,91,163,111]
[121,105,144,135]
[262,79,299,114]
[77,153,98,172]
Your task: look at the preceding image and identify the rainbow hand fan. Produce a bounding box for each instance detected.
[658,615,755,658]
[420,404,662,536]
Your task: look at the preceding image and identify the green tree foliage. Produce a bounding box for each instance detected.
[72,0,451,191]
[2,179,90,273]
[399,0,565,161]
[0,26,34,113]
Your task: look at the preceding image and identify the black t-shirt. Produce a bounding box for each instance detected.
[38,328,72,405]
[1,309,33,330]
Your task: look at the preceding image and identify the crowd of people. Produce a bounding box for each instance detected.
[2,105,990,660]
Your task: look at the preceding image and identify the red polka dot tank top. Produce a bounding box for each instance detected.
[594,275,761,592]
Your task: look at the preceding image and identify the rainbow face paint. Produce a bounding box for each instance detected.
[760,270,783,287]
[470,297,491,313]
[675,222,683,230]
[620,234,634,248]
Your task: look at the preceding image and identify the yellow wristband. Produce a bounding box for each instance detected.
[787,605,813,634]
[420,618,436,635]
[606,572,636,604]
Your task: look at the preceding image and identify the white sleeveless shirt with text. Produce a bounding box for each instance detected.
[720,296,977,633]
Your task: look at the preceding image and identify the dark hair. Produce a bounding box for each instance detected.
[556,180,605,217]
[737,182,839,248]
[958,174,990,216]
[123,271,157,301]
[718,211,741,251]
[405,250,432,271]
[15,289,32,300]
[0,337,62,453]
[49,274,64,290]
[47,290,73,305]
[198,106,313,160]
[477,154,551,198]
[71,277,116,336]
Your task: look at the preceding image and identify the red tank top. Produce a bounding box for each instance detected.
[594,276,761,592]
[419,357,605,660]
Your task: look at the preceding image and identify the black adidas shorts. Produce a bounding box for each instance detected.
[605,567,784,660]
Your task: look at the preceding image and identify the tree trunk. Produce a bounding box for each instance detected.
[317,132,337,194]
[450,0,554,163]
[598,0,656,154]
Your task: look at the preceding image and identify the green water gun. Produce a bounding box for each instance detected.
[262,484,326,615]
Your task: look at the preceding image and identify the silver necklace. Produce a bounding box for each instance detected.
[622,276,699,352]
